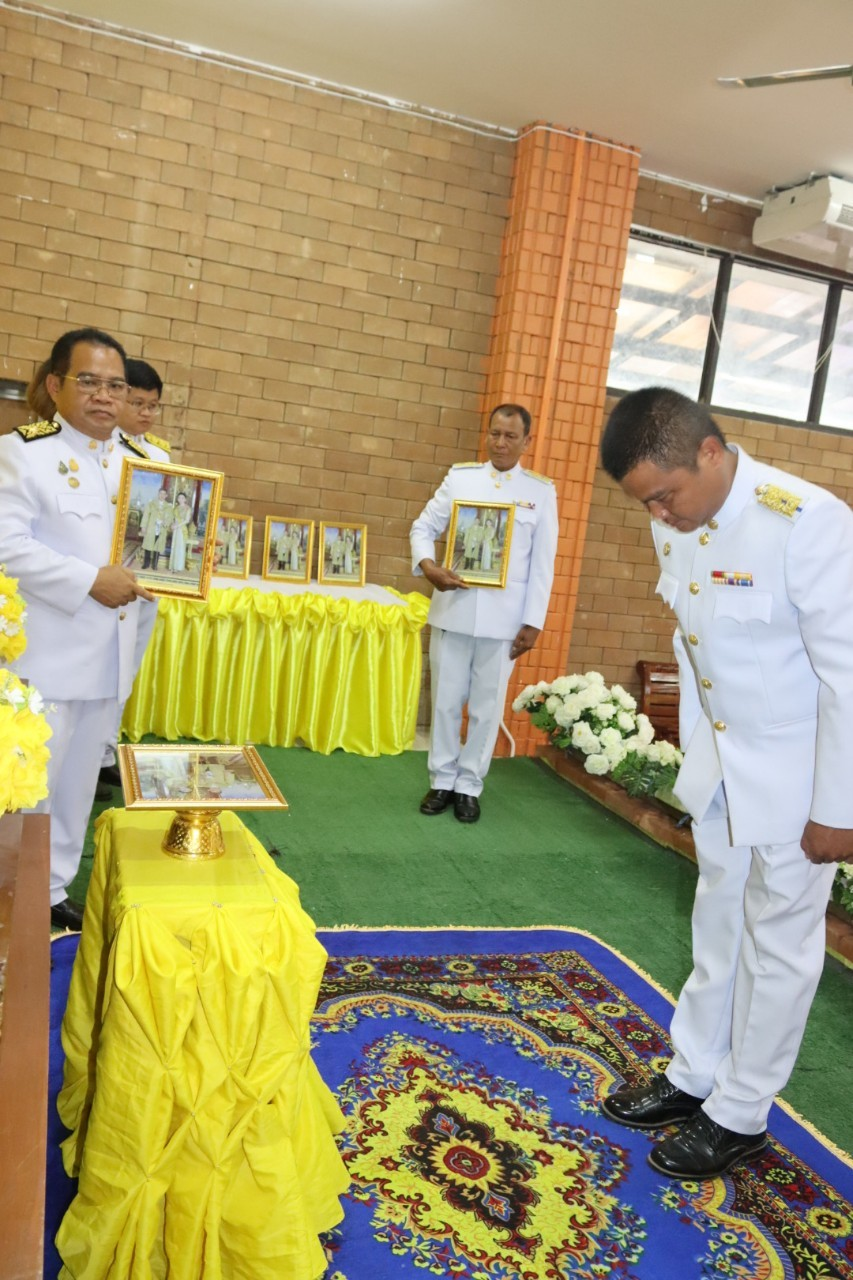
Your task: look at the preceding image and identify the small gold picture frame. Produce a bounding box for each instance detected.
[118,743,288,860]
[215,513,252,579]
[262,518,314,583]
[318,522,367,586]
[444,500,515,588]
[111,458,224,600]
[118,743,288,810]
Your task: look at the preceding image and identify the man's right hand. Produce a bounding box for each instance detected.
[89,565,156,607]
[419,559,469,592]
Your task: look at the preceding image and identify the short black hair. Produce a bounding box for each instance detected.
[600,387,725,481]
[490,403,532,435]
[49,328,127,379]
[126,358,163,396]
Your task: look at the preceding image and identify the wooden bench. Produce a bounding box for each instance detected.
[636,660,680,745]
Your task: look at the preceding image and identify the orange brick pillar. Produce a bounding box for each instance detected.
[483,122,640,756]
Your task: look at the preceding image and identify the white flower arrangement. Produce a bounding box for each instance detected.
[513,670,684,800]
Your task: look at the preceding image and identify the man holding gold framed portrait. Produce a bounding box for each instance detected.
[410,403,559,824]
[0,327,155,930]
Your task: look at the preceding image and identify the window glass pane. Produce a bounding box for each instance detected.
[608,238,720,398]
[820,289,853,431]
[712,263,827,421]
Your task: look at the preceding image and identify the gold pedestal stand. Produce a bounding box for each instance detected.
[162,809,226,860]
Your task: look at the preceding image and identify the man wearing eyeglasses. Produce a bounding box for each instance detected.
[0,327,155,932]
[119,359,170,462]
[96,359,173,795]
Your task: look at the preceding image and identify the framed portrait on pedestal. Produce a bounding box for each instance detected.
[262,518,314,584]
[444,500,514,588]
[111,459,224,600]
[215,513,252,579]
[318,522,367,586]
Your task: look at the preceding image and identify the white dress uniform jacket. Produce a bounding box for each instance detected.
[0,416,143,700]
[654,446,853,846]
[410,461,559,637]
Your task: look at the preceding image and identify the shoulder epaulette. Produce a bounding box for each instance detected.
[522,468,554,485]
[755,482,804,520]
[15,420,60,442]
[118,432,150,459]
[451,461,485,469]
[143,431,170,454]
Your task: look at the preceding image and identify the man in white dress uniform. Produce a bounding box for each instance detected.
[0,328,154,931]
[98,358,170,795]
[599,386,853,1179]
[410,404,559,823]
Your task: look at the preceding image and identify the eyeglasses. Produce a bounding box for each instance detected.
[64,374,129,398]
[127,400,161,417]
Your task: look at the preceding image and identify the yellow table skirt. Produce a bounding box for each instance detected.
[57,809,348,1280]
[121,587,430,755]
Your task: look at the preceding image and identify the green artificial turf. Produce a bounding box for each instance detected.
[70,747,853,1156]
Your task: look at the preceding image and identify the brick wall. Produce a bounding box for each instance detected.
[0,5,513,582]
[569,178,853,696]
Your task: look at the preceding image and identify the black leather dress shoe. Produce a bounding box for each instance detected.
[601,1076,706,1129]
[50,897,85,932]
[454,793,480,823]
[419,788,454,815]
[99,764,123,788]
[648,1110,767,1179]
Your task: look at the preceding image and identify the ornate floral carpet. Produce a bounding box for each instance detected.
[47,928,853,1279]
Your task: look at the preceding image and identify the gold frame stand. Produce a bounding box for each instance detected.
[162,809,226,860]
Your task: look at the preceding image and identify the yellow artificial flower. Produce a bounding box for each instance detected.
[0,567,27,664]
[0,669,51,812]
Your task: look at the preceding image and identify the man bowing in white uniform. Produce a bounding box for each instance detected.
[0,328,155,931]
[410,404,559,824]
[599,386,853,1179]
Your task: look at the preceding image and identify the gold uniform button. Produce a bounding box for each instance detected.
[102,458,109,468]
[111,494,118,504]
[699,532,710,545]
[708,519,719,530]
[119,610,127,621]
[688,633,699,645]
[713,720,726,732]
[663,542,671,556]
[689,581,700,595]
[701,677,712,689]
[88,440,98,450]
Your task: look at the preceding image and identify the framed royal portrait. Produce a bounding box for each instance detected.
[111,459,224,600]
[215,512,252,579]
[117,743,288,811]
[444,500,515,588]
[318,522,367,586]
[262,517,315,584]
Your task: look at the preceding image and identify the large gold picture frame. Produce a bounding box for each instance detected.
[111,458,224,600]
[215,512,253,579]
[318,522,367,586]
[444,500,515,588]
[262,518,315,584]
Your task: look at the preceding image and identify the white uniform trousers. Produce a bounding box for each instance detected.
[665,815,835,1133]
[102,599,160,766]
[36,698,120,904]
[427,628,515,797]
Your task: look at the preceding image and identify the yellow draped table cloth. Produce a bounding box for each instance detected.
[121,585,430,756]
[57,809,349,1280]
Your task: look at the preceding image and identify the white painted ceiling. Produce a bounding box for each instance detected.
[35,0,853,202]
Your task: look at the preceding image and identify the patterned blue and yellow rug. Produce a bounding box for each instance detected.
[48,929,853,1279]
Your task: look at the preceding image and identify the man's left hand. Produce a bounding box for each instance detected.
[801,820,853,864]
[509,625,540,660]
